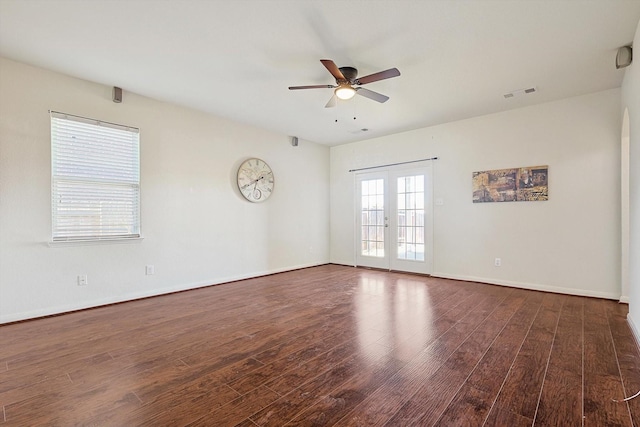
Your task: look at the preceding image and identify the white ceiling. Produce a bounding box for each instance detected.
[1,0,639,146]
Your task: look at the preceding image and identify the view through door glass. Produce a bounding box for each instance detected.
[396,175,425,261]
[356,166,432,274]
[361,178,386,258]
[356,172,390,270]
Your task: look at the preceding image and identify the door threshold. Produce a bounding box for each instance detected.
[354,265,431,277]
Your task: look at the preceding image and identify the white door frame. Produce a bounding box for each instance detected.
[355,171,390,270]
[355,163,433,274]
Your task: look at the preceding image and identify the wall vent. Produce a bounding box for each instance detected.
[350,128,370,134]
[504,87,537,99]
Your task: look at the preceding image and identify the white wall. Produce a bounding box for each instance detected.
[0,57,330,323]
[331,89,621,299]
[623,18,640,339]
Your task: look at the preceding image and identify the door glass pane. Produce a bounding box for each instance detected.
[407,176,415,192]
[397,177,405,193]
[396,174,425,261]
[397,194,405,209]
[360,179,385,258]
[406,193,414,210]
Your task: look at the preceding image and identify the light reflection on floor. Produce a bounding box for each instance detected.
[354,272,433,362]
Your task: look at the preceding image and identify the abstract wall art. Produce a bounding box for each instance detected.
[473,165,548,203]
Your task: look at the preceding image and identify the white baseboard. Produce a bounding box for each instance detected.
[0,262,325,324]
[431,272,620,300]
[3,265,622,324]
[620,295,630,304]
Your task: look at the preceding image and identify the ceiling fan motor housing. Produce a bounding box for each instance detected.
[338,66,358,83]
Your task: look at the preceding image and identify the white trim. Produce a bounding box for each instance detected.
[431,272,620,300]
[627,313,640,352]
[0,262,325,324]
[620,296,630,304]
[50,110,139,133]
[621,108,630,307]
[48,237,144,247]
[353,171,357,268]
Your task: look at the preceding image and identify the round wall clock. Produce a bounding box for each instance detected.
[237,158,274,202]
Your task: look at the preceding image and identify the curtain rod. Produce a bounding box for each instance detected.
[348,156,438,172]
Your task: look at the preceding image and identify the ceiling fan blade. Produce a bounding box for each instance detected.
[355,87,389,103]
[289,84,335,90]
[325,95,337,108]
[355,68,401,85]
[320,59,346,81]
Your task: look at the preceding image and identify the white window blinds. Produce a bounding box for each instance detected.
[51,111,140,242]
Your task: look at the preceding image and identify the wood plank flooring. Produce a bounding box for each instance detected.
[1,264,639,426]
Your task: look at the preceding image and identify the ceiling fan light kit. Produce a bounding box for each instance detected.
[335,84,356,100]
[289,59,400,108]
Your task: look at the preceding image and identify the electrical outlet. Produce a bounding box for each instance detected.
[145,265,155,275]
[494,258,501,267]
[77,275,88,286]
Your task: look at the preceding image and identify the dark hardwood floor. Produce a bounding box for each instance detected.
[1,264,640,426]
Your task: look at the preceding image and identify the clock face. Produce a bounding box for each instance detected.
[237,158,274,202]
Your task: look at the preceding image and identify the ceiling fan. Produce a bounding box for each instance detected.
[288,59,401,108]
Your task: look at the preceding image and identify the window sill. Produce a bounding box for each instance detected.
[48,237,144,247]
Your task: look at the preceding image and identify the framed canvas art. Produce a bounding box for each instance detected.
[473,165,548,203]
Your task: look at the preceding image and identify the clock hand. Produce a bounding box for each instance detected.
[241,171,273,190]
[241,177,261,190]
[255,172,272,183]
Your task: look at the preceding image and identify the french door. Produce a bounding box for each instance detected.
[355,166,433,274]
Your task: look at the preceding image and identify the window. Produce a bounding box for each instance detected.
[51,111,140,242]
